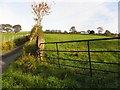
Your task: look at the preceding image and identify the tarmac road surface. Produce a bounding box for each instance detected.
[0,44,25,74]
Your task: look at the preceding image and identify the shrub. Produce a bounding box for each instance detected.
[14,36,29,46]
[30,25,43,41]
[104,30,111,36]
[16,54,39,72]
[2,41,15,53]
[16,40,40,72]
[2,36,29,53]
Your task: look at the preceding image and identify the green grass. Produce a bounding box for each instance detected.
[2,34,119,88]
[0,32,30,53]
[44,33,111,42]
[2,59,119,88]
[0,32,30,42]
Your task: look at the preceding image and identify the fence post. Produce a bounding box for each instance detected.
[87,41,92,78]
[56,43,60,68]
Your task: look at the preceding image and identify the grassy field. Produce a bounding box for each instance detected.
[2,33,120,88]
[0,32,29,42]
[0,32,30,53]
[44,33,111,42]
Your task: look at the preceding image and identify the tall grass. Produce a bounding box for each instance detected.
[0,32,30,42]
[1,35,29,54]
[0,32,30,53]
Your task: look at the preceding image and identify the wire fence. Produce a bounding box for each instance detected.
[40,37,120,78]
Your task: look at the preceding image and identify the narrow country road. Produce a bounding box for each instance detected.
[0,44,25,74]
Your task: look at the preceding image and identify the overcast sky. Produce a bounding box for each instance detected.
[0,0,119,33]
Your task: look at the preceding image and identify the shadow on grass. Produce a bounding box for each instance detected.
[2,60,119,88]
[13,36,30,47]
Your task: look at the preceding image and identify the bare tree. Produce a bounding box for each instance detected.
[30,1,51,41]
[30,1,51,61]
[32,1,51,26]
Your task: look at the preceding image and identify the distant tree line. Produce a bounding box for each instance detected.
[44,29,117,35]
[44,26,119,37]
[0,24,22,33]
[44,29,61,33]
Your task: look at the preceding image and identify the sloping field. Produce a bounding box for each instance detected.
[2,34,119,88]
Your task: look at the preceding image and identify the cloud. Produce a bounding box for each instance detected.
[0,4,15,24]
[42,1,118,33]
[90,2,118,33]
[54,0,119,3]
[0,0,118,33]
[1,0,119,3]
[0,2,34,31]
